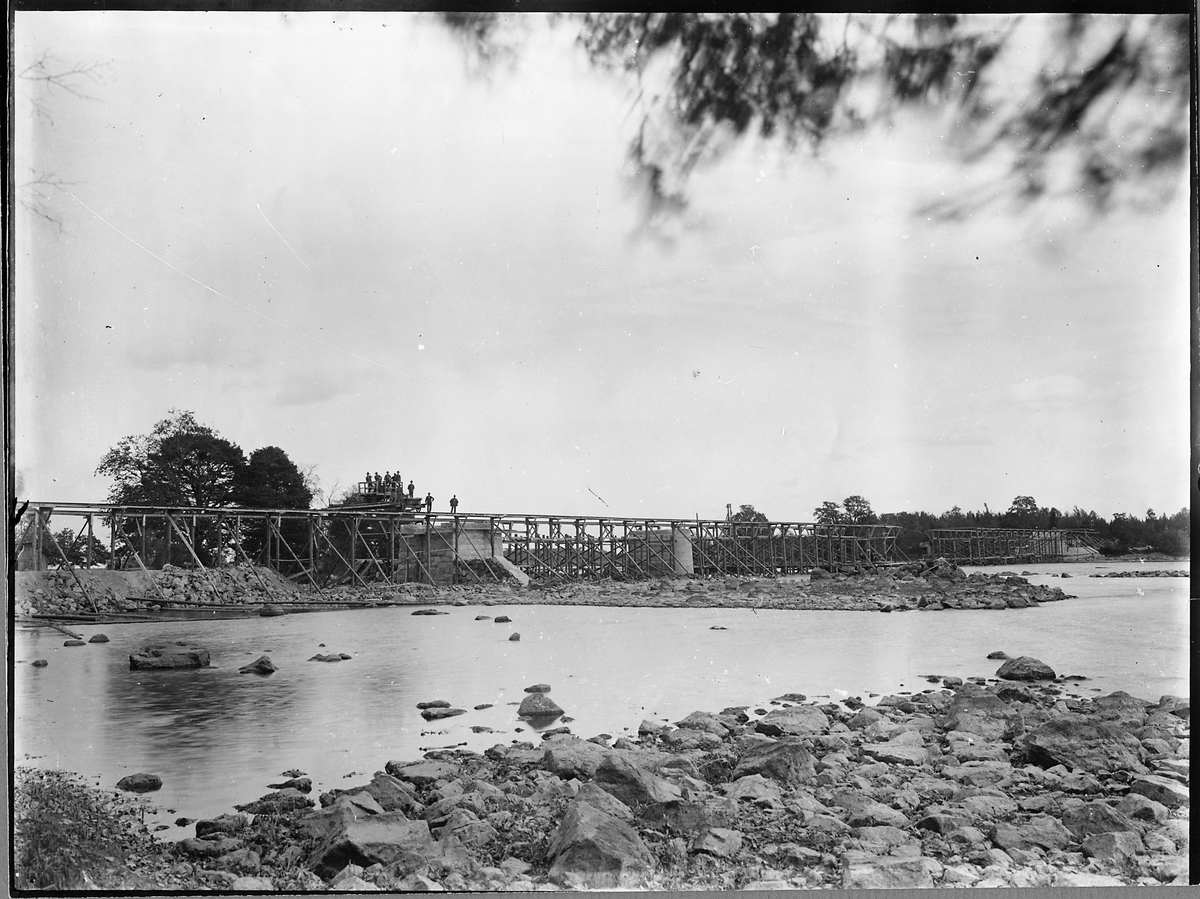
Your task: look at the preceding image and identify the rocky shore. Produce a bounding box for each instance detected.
[17,558,1086,618]
[17,658,1190,891]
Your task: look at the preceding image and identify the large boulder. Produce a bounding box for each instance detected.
[1060,801,1142,838]
[755,704,829,737]
[321,773,423,818]
[862,741,929,766]
[517,692,564,719]
[543,740,615,780]
[385,760,462,786]
[235,788,314,815]
[1091,691,1152,726]
[1129,774,1189,808]
[995,656,1056,681]
[842,856,941,889]
[129,644,210,669]
[594,754,682,810]
[991,816,1072,851]
[939,686,1023,741]
[195,814,249,838]
[546,800,654,888]
[731,736,815,785]
[1025,716,1144,774]
[307,812,435,880]
[116,773,162,793]
[238,656,277,675]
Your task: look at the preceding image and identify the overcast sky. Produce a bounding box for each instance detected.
[13,12,1190,522]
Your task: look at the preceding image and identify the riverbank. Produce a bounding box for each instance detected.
[16,558,1093,620]
[14,660,1189,890]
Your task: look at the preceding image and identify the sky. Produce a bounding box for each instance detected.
[12,12,1192,523]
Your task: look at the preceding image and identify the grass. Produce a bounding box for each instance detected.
[12,767,147,889]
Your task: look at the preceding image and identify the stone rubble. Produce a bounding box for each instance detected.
[16,559,1081,619]
[153,671,1187,891]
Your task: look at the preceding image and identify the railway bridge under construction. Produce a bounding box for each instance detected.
[16,503,1099,588]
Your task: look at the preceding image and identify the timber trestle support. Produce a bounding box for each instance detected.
[18,502,909,586]
[929,527,1102,565]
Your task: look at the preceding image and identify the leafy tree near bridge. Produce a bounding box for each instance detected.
[813,501,844,525]
[48,528,112,569]
[842,495,878,525]
[96,410,248,566]
[730,504,768,523]
[234,446,315,565]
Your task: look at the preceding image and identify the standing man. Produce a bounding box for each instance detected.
[424,493,434,514]
[450,495,459,513]
[408,480,415,499]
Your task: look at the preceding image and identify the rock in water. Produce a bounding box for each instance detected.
[524,683,552,693]
[129,645,211,669]
[996,656,1056,680]
[260,604,286,617]
[421,707,467,721]
[117,773,163,793]
[518,692,564,718]
[509,633,521,642]
[88,634,110,643]
[239,655,277,675]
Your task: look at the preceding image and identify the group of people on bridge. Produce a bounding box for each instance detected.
[362,471,459,515]
[364,471,412,500]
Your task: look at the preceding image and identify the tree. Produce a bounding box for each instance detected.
[730,504,768,523]
[234,446,314,564]
[842,495,877,524]
[813,501,844,525]
[235,447,313,510]
[442,13,1188,230]
[1005,495,1041,527]
[48,528,111,569]
[95,410,246,566]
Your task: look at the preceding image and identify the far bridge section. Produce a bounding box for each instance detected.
[929,527,1102,565]
[16,503,900,587]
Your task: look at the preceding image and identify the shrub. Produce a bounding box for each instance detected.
[13,768,133,889]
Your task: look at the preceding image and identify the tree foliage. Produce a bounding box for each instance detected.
[234,446,314,563]
[842,494,877,524]
[235,447,313,510]
[813,500,844,525]
[95,411,315,567]
[441,12,1188,231]
[96,410,245,508]
[730,503,768,523]
[48,528,112,568]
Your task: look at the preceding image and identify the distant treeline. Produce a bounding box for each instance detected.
[884,505,1188,559]
[754,496,1191,559]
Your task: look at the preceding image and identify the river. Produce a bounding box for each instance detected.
[12,559,1189,838]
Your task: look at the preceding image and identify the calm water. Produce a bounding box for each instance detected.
[13,560,1189,837]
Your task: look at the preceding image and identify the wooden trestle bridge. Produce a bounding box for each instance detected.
[17,503,1100,587]
[18,502,898,586]
[928,527,1103,565]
